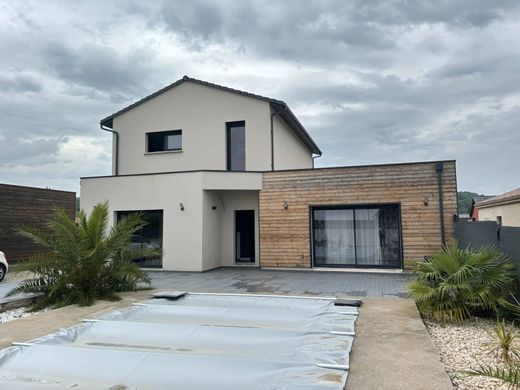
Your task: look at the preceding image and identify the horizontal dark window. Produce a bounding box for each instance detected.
[147,130,182,152]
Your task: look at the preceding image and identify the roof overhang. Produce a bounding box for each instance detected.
[270,102,322,155]
[99,76,321,155]
[476,197,520,209]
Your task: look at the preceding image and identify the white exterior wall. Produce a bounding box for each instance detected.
[201,190,222,271]
[113,81,273,175]
[81,172,205,271]
[273,115,313,170]
[81,172,262,271]
[479,202,520,227]
[217,190,259,267]
[83,79,318,272]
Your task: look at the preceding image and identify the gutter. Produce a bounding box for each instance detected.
[435,162,446,246]
[270,104,322,171]
[101,124,119,176]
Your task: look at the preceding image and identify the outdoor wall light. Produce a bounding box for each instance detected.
[212,206,218,210]
[423,196,429,206]
[283,201,288,210]
[179,203,185,211]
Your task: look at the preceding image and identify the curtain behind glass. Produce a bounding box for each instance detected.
[355,209,382,265]
[313,209,355,265]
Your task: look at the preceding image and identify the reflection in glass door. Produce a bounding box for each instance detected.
[312,205,402,268]
[313,209,356,266]
[116,210,163,268]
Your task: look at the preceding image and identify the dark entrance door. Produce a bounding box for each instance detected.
[235,210,255,263]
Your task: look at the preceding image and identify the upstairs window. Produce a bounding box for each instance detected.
[226,121,245,171]
[147,130,182,152]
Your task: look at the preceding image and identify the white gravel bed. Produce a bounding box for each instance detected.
[426,317,517,389]
[0,307,47,324]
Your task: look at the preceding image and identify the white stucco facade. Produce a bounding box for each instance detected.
[81,171,262,271]
[478,201,520,227]
[112,81,313,175]
[81,77,319,270]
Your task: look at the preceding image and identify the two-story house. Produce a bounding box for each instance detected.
[81,76,458,271]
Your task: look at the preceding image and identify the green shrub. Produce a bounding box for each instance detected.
[8,201,153,308]
[486,317,520,364]
[408,242,515,322]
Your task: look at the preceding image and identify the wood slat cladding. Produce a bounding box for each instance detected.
[0,184,76,263]
[259,161,457,269]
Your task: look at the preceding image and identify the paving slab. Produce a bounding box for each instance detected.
[149,268,412,298]
[347,298,453,390]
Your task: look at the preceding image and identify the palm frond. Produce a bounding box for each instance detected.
[467,364,520,388]
[12,201,150,309]
[408,240,514,322]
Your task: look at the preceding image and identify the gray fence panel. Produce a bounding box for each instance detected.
[455,222,520,290]
[454,221,499,250]
[501,226,520,262]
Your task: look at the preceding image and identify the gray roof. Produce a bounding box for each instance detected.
[100,76,322,155]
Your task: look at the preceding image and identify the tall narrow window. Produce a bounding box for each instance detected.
[226,121,245,171]
[147,130,182,152]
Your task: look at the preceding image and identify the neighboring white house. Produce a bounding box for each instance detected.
[81,76,321,271]
[476,188,520,227]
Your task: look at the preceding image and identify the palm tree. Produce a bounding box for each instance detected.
[8,201,153,307]
[408,242,515,322]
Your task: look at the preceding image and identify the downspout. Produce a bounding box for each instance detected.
[312,154,322,168]
[270,110,282,171]
[101,124,119,176]
[435,162,446,246]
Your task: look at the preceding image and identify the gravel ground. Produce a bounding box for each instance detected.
[0,306,47,324]
[426,317,518,389]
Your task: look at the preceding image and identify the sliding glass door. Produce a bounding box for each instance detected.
[312,205,402,268]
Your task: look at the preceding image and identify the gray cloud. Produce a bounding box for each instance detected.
[348,0,514,27]
[0,72,43,93]
[0,0,519,195]
[41,42,152,96]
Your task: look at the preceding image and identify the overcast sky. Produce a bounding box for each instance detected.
[1,1,519,196]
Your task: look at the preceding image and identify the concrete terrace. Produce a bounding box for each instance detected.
[149,267,413,298]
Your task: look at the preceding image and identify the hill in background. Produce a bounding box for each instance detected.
[457,191,487,215]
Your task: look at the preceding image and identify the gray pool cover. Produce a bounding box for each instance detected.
[0,292,357,389]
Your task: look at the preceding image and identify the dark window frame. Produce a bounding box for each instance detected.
[226,121,246,171]
[146,130,182,153]
[116,209,164,269]
[309,203,404,269]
